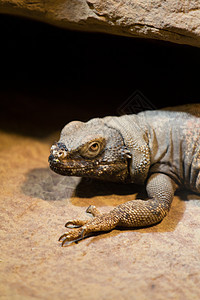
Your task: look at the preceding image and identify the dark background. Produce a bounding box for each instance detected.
[0,14,199,137]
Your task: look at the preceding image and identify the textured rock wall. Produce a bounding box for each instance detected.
[0,0,200,47]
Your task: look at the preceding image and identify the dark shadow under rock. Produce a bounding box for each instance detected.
[21,168,80,201]
[74,177,145,198]
[22,168,145,201]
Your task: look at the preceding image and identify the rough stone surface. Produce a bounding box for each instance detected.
[0,0,200,47]
[1,128,200,299]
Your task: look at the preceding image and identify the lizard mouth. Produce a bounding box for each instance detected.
[48,153,108,177]
[48,154,90,175]
[48,154,127,181]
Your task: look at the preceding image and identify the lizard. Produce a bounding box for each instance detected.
[48,104,200,246]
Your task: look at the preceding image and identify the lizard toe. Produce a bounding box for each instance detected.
[86,205,101,217]
[65,219,87,228]
[58,227,86,246]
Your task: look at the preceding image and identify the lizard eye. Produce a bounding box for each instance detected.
[89,142,99,152]
[80,141,102,158]
[87,141,101,157]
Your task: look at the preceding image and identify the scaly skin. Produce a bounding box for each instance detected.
[49,104,200,246]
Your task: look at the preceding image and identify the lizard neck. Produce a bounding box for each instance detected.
[103,114,151,184]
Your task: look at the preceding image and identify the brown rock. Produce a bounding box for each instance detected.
[0,0,200,47]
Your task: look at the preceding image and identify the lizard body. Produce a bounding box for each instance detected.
[48,104,200,245]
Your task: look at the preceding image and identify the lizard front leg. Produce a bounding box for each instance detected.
[59,173,177,246]
[115,173,177,227]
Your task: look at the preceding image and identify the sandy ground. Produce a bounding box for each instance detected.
[0,129,200,300]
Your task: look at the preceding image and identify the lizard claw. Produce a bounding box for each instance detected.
[58,232,69,242]
[65,219,87,228]
[58,227,87,246]
[86,205,101,217]
[65,220,80,228]
[86,205,96,214]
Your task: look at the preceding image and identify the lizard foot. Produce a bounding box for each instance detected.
[64,206,101,229]
[58,207,119,246]
[58,227,87,246]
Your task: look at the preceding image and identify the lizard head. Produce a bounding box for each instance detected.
[48,119,131,182]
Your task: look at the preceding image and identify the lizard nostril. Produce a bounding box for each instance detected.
[58,151,66,158]
[57,142,67,150]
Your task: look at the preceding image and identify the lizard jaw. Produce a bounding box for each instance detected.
[48,154,128,181]
[48,154,90,176]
